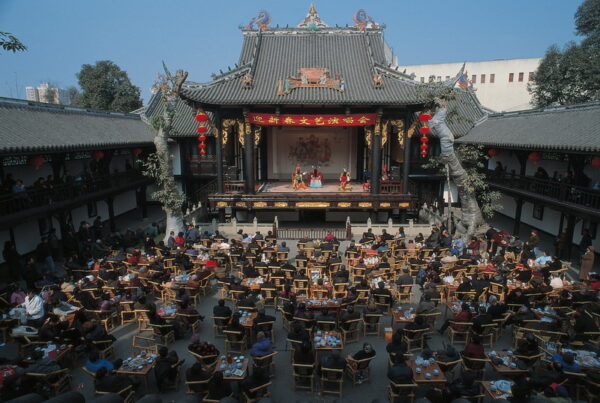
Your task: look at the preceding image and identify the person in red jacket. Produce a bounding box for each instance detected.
[438,303,472,334]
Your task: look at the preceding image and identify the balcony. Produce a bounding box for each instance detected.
[0,171,152,227]
[487,171,600,218]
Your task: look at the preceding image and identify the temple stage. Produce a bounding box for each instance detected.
[259,181,364,194]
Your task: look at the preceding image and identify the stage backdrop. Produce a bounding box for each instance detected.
[267,127,357,181]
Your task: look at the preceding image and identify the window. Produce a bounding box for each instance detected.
[437,76,442,82]
[509,73,514,82]
[420,77,424,83]
[582,222,598,239]
[481,74,486,84]
[532,204,544,220]
[528,72,534,81]
[490,74,495,83]
[518,72,524,82]
[471,74,477,84]
[87,201,97,218]
[445,76,450,80]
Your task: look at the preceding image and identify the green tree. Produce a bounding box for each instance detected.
[529,0,600,107]
[76,60,142,112]
[65,86,80,106]
[0,31,26,53]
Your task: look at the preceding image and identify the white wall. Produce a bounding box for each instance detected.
[267,127,357,180]
[398,58,541,112]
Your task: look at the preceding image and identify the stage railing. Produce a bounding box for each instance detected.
[276,227,349,241]
[379,180,403,194]
[225,181,246,193]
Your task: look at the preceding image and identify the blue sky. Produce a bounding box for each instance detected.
[0,0,584,104]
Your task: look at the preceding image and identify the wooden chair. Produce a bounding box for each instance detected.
[26,368,71,397]
[242,381,272,403]
[320,367,344,396]
[373,294,392,314]
[135,309,152,332]
[397,284,414,304]
[436,358,462,381]
[97,385,135,403]
[188,351,219,371]
[120,301,137,325]
[185,375,212,395]
[212,316,230,338]
[150,323,176,346]
[448,321,473,345]
[388,381,418,403]
[363,313,383,336]
[341,318,362,344]
[471,323,497,347]
[293,279,309,295]
[252,351,277,378]
[91,339,116,361]
[345,356,375,385]
[133,335,158,354]
[416,312,441,333]
[403,328,428,351]
[460,355,490,381]
[223,329,246,353]
[162,359,184,392]
[315,320,337,332]
[261,287,278,308]
[255,320,276,343]
[292,362,315,391]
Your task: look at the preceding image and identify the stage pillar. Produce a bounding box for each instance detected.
[371,126,382,195]
[243,127,255,194]
[402,113,411,194]
[214,111,224,194]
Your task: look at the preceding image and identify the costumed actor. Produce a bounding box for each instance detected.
[309,166,324,188]
[292,165,307,190]
[339,169,351,191]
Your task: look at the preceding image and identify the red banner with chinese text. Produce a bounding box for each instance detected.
[247,113,377,127]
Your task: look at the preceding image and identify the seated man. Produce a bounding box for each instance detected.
[85,350,122,373]
[387,354,413,384]
[250,331,273,357]
[415,294,436,314]
[94,366,136,393]
[154,346,181,392]
[319,350,346,373]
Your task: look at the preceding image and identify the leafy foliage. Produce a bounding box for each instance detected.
[75,60,143,112]
[422,145,502,219]
[0,31,26,53]
[529,0,600,107]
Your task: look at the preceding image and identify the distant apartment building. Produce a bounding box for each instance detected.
[25,82,70,105]
[398,58,542,112]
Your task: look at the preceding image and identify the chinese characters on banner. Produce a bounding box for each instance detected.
[247,113,377,127]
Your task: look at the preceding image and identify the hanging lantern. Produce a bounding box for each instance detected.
[199,149,206,155]
[419,126,431,135]
[487,148,498,157]
[28,155,46,168]
[197,135,207,142]
[592,157,600,168]
[195,113,208,122]
[420,150,427,156]
[132,148,143,156]
[196,126,208,134]
[420,136,429,143]
[418,113,432,122]
[528,152,541,162]
[93,151,105,160]
[420,144,428,150]
[198,143,206,149]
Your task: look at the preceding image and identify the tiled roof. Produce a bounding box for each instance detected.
[0,97,155,154]
[143,93,212,138]
[180,28,428,106]
[457,102,600,152]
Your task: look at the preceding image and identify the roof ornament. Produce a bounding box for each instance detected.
[247,10,271,32]
[297,2,328,29]
[277,67,344,95]
[241,72,253,89]
[353,9,379,30]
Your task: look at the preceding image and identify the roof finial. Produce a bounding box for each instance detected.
[298,2,328,28]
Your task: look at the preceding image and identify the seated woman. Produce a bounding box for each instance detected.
[292,166,307,190]
[339,169,351,191]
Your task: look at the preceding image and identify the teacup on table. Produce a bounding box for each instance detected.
[415,367,422,374]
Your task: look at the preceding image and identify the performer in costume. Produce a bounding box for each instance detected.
[292,165,307,190]
[309,166,324,188]
[339,169,351,191]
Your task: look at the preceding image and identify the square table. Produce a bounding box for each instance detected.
[115,357,156,392]
[488,352,529,376]
[481,380,513,400]
[391,307,416,328]
[406,360,447,384]
[216,355,249,380]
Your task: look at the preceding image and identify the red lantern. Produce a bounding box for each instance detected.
[196,126,207,134]
[420,150,427,157]
[195,113,208,122]
[28,155,46,168]
[93,151,105,160]
[487,149,498,157]
[419,126,431,135]
[199,149,206,155]
[198,143,206,149]
[592,157,600,168]
[420,144,428,150]
[420,136,429,143]
[418,113,432,122]
[197,135,207,142]
[528,152,541,162]
[132,148,142,156]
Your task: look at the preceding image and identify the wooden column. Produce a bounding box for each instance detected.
[214,111,224,194]
[402,113,411,194]
[140,185,148,219]
[370,110,384,195]
[513,198,523,235]
[106,197,116,232]
[243,118,255,195]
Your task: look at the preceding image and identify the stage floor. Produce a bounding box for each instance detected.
[259,181,364,193]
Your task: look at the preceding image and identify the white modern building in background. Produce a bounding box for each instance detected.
[398,58,542,112]
[25,82,71,105]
